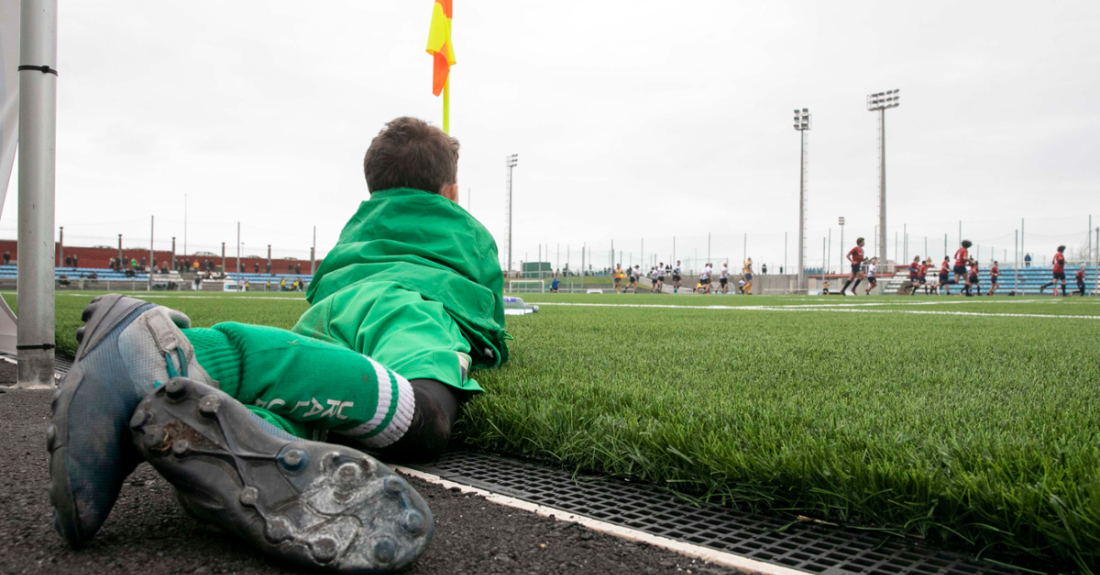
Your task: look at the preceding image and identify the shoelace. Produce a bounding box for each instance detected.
[163,348,189,379]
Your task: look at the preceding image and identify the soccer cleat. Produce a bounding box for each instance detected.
[130,378,434,573]
[48,294,212,547]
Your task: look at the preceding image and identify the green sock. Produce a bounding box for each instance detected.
[182,324,415,449]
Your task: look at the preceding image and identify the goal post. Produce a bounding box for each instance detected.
[508,280,545,293]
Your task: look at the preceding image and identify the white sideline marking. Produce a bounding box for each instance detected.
[395,466,809,575]
[57,294,306,302]
[534,302,1100,320]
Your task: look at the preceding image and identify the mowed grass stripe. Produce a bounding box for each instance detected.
[534,301,1100,320]
[7,292,1100,569]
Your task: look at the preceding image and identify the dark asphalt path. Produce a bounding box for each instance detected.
[0,388,740,575]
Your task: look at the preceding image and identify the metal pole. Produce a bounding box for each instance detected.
[58,226,63,266]
[827,228,831,275]
[16,0,59,388]
[267,245,272,276]
[221,242,225,274]
[878,108,886,264]
[148,216,154,291]
[311,226,316,275]
[505,155,518,274]
[1021,218,1025,267]
[236,222,241,279]
[798,130,806,290]
[184,193,187,256]
[171,236,176,270]
[839,222,844,273]
[1015,230,1019,292]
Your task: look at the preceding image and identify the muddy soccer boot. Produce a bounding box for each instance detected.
[130,377,434,573]
[48,294,214,547]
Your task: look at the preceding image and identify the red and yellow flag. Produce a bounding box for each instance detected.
[426,0,455,97]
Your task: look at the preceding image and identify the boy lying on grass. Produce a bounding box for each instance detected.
[47,117,508,573]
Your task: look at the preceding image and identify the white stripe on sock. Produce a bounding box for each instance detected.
[362,371,415,448]
[342,357,393,437]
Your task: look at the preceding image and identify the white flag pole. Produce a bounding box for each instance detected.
[15,0,58,388]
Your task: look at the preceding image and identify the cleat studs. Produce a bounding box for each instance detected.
[198,395,221,416]
[81,304,97,322]
[239,486,259,507]
[143,428,167,450]
[311,537,339,564]
[265,517,292,543]
[75,326,85,344]
[46,425,57,452]
[400,510,425,534]
[279,449,307,472]
[171,439,191,457]
[383,476,406,496]
[165,378,190,401]
[129,408,154,430]
[335,463,363,488]
[373,538,396,564]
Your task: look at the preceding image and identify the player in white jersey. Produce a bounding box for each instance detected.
[698,263,712,294]
[719,263,730,294]
[656,263,665,293]
[672,261,683,293]
[628,265,639,293]
[864,258,878,295]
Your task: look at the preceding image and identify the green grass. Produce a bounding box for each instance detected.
[9,290,1100,571]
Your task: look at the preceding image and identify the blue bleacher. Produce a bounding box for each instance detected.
[0,264,149,281]
[968,266,1097,294]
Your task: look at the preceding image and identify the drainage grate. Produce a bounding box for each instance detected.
[411,451,1030,575]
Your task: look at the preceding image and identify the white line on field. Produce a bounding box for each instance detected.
[534,302,1100,320]
[57,294,306,302]
[395,466,809,575]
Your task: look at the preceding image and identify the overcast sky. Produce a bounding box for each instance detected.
[3,0,1099,271]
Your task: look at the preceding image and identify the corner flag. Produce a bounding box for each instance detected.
[426,0,455,132]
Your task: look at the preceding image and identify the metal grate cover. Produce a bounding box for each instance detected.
[411,450,1034,575]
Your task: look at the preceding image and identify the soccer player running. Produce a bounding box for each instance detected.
[656,262,665,293]
[614,263,624,293]
[864,258,878,294]
[743,258,754,295]
[840,238,866,296]
[1040,245,1068,297]
[987,261,1001,296]
[938,256,951,295]
[673,261,683,293]
[1074,265,1086,296]
[967,259,981,297]
[908,256,922,295]
[699,263,713,294]
[953,240,972,296]
[628,265,639,293]
[719,263,730,294]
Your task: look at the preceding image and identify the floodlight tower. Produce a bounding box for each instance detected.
[867,89,900,265]
[504,154,519,274]
[793,108,811,291]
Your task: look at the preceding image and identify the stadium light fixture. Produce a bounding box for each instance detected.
[793,108,811,292]
[867,89,901,265]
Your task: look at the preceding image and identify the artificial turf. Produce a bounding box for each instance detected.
[7,291,1100,571]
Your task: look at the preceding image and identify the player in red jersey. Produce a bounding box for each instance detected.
[907,256,922,295]
[1074,265,1087,296]
[938,257,951,295]
[1040,245,1067,296]
[987,261,1001,296]
[967,259,981,297]
[953,240,973,295]
[840,238,866,296]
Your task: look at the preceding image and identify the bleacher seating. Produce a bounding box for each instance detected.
[0,264,150,281]
[884,266,1097,295]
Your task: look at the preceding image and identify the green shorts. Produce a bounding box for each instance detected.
[292,281,483,395]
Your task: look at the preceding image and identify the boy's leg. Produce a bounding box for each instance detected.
[183,323,416,449]
[291,281,482,460]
